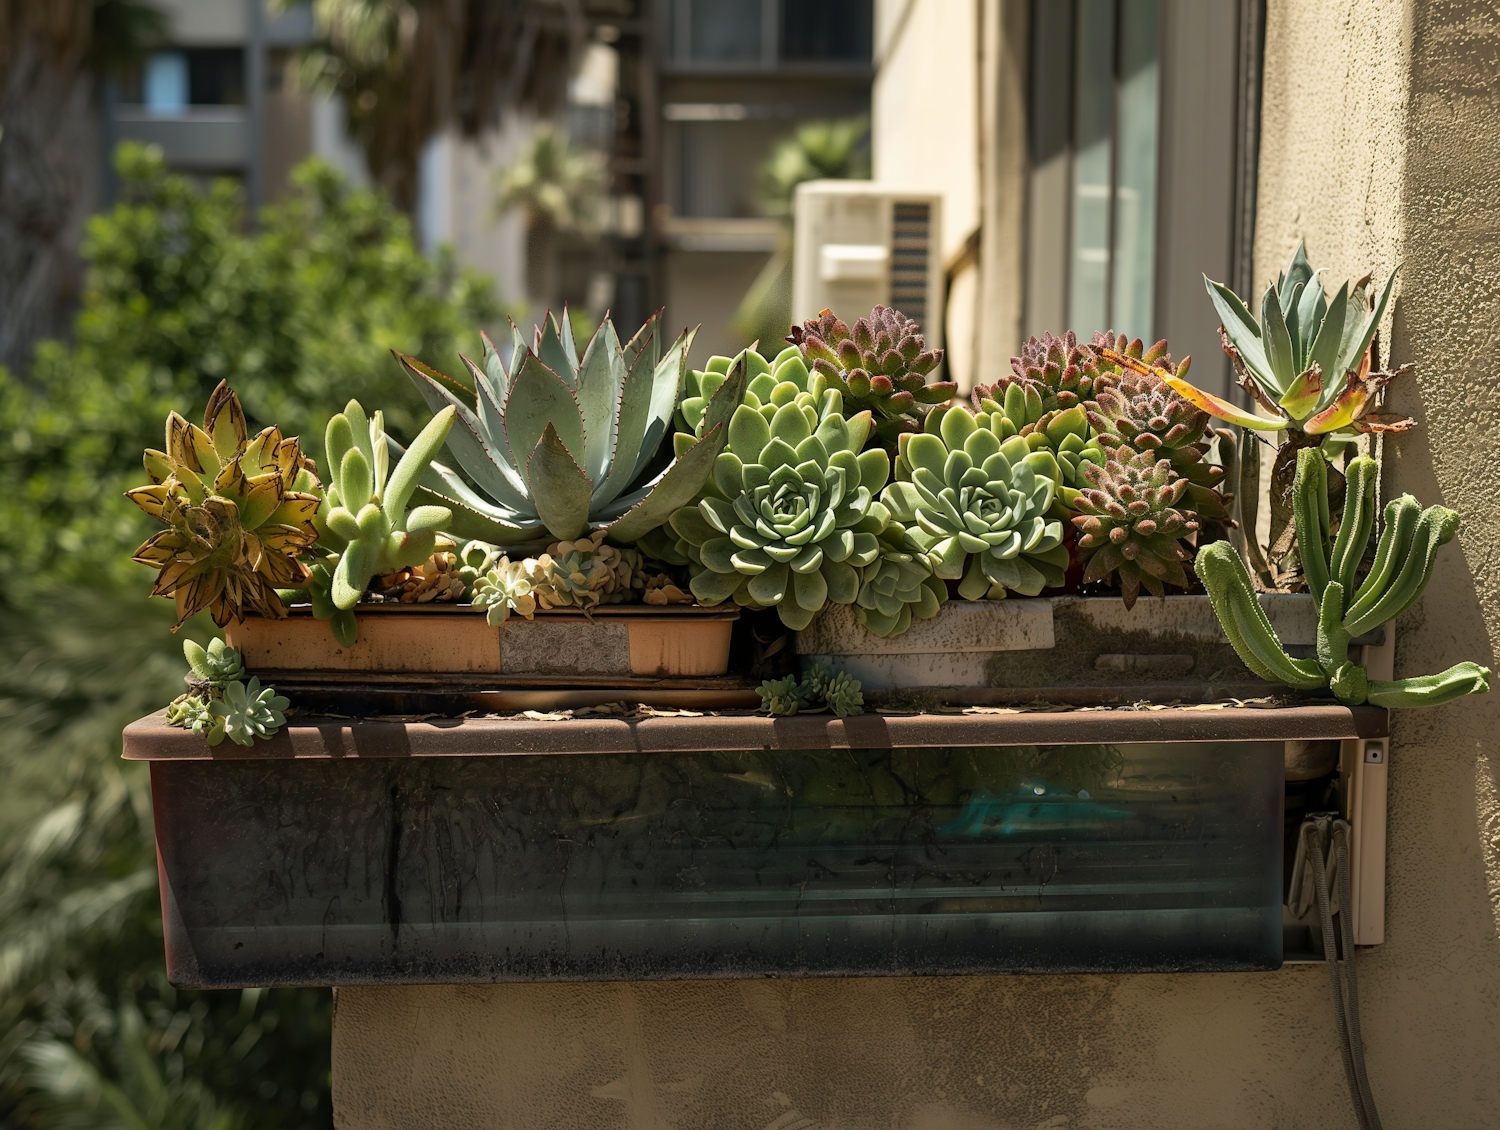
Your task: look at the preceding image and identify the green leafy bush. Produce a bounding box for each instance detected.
[0,143,497,1127]
[0,142,499,586]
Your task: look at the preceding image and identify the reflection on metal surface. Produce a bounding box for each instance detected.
[152,741,1282,985]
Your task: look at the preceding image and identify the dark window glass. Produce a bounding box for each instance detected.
[188,48,244,105]
[781,0,872,61]
[686,0,761,62]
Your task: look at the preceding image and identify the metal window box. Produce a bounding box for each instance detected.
[123,706,1387,986]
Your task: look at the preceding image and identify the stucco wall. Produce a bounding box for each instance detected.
[330,3,1500,1126]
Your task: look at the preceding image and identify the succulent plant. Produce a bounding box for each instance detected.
[1201,449,1490,708]
[373,546,467,603]
[165,692,223,744]
[397,310,748,546]
[1084,345,1231,522]
[787,306,954,447]
[855,548,946,637]
[470,558,538,625]
[973,331,1104,416]
[1071,445,1198,608]
[883,406,1068,600]
[678,347,773,436]
[800,663,864,717]
[756,675,803,716]
[183,637,245,685]
[1176,243,1412,440]
[127,382,322,629]
[668,401,889,629]
[527,533,616,611]
[756,665,865,717]
[210,676,290,747]
[315,399,457,616]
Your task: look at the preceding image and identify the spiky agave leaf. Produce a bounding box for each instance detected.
[1200,243,1412,435]
[397,307,749,546]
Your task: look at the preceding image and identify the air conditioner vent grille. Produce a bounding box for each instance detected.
[890,201,931,323]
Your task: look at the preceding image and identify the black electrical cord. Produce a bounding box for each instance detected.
[1303,817,1383,1130]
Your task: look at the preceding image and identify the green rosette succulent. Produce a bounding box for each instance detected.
[470,558,537,625]
[883,405,1068,600]
[969,333,1107,503]
[210,676,290,747]
[183,637,245,685]
[855,547,946,637]
[788,306,954,448]
[668,401,889,629]
[679,345,843,444]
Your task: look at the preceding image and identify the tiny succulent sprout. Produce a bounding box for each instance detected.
[757,665,865,717]
[756,675,803,717]
[209,677,290,747]
[470,558,538,625]
[183,637,245,685]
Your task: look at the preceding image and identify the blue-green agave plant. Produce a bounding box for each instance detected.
[668,401,889,629]
[395,310,748,546]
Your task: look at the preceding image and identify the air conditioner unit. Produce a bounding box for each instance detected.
[792,181,945,344]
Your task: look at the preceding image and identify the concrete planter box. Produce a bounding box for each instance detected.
[797,594,1382,698]
[226,605,738,679]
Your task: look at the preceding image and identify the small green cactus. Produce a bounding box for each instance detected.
[1200,449,1490,709]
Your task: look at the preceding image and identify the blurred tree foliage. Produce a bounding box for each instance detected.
[0,142,499,1128]
[0,140,498,587]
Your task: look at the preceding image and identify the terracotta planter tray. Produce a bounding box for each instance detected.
[226,604,738,679]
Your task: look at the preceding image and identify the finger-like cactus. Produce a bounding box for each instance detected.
[127,381,322,630]
[882,404,1068,601]
[668,401,888,630]
[398,309,748,546]
[788,306,954,447]
[1201,448,1490,708]
[1071,445,1199,608]
[314,400,457,629]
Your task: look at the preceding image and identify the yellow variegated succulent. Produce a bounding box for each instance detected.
[127,382,321,629]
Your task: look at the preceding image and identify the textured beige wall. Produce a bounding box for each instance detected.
[332,3,1500,1126]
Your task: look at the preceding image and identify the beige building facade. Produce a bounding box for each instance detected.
[330,3,1500,1126]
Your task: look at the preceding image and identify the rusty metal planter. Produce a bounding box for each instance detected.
[124,705,1386,987]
